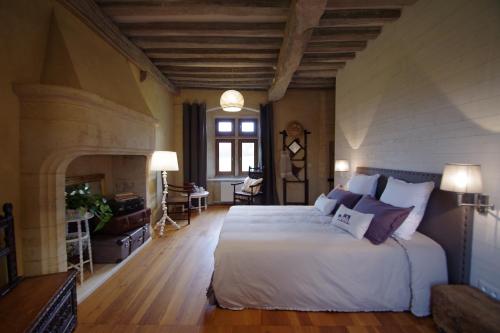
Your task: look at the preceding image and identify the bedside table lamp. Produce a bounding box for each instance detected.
[440,163,495,215]
[334,159,350,188]
[151,151,179,236]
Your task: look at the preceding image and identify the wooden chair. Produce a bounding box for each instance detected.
[231,167,264,205]
[166,184,194,225]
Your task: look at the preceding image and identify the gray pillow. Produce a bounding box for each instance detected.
[353,195,414,245]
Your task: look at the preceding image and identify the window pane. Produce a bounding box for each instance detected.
[218,121,233,133]
[218,142,232,172]
[241,142,255,172]
[241,121,255,133]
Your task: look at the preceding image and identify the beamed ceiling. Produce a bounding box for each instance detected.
[62,0,418,101]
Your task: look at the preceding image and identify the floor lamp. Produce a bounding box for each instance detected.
[151,151,179,236]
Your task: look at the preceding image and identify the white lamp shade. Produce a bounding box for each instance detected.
[220,90,244,112]
[440,163,483,193]
[150,151,179,171]
[334,160,350,172]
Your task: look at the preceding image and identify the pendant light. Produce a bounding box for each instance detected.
[220,90,244,112]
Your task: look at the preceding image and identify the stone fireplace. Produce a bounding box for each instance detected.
[14,84,158,276]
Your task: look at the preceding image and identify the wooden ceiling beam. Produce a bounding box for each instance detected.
[326,0,418,10]
[268,0,328,101]
[311,27,381,42]
[133,37,282,50]
[59,0,176,92]
[148,51,278,60]
[294,70,337,78]
[119,22,285,38]
[171,78,272,84]
[165,73,275,79]
[303,53,354,61]
[305,41,366,53]
[159,66,275,74]
[298,63,345,71]
[100,4,288,23]
[154,59,276,68]
[319,9,401,27]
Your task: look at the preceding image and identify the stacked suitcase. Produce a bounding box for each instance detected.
[92,196,152,264]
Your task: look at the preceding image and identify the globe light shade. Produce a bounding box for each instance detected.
[440,163,483,194]
[150,151,179,171]
[334,160,350,172]
[220,90,244,112]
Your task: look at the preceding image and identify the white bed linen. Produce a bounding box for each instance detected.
[212,205,447,316]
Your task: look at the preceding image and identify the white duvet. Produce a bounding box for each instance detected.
[211,205,447,316]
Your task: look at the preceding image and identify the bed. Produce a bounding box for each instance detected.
[208,167,473,317]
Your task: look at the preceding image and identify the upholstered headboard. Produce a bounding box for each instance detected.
[356,167,473,284]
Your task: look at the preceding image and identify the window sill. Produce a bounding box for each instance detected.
[207,177,246,182]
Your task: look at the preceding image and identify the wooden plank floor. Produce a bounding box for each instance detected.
[77,206,437,333]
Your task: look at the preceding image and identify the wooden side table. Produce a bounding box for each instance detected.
[66,212,94,284]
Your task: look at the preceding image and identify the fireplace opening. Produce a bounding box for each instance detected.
[64,154,151,296]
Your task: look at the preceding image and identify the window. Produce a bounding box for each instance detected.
[238,119,258,137]
[239,140,258,173]
[215,118,235,136]
[215,117,259,176]
[216,139,234,176]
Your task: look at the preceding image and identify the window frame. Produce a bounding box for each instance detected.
[215,118,236,137]
[215,138,235,176]
[238,139,259,176]
[238,118,259,137]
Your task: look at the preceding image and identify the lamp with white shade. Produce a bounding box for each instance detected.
[333,159,350,189]
[150,151,179,236]
[334,160,350,172]
[440,163,494,214]
[220,90,244,112]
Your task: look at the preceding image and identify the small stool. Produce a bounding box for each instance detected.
[66,212,94,284]
[432,284,500,333]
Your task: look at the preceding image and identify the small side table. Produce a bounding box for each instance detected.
[66,212,94,284]
[182,191,210,213]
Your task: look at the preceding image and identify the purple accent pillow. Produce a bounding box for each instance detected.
[326,188,363,212]
[354,196,414,245]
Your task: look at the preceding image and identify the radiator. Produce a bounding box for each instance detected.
[220,182,234,202]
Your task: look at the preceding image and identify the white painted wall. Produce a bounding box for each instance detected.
[335,0,500,295]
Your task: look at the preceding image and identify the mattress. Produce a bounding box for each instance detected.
[210,205,448,316]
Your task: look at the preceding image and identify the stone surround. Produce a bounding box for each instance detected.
[14,84,158,276]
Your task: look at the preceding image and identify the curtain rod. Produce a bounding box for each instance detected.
[206,106,260,113]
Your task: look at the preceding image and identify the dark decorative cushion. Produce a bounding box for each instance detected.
[326,188,363,212]
[354,195,414,245]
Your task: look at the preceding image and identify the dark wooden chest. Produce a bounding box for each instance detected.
[0,270,77,333]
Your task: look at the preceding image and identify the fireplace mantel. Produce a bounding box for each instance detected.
[14,83,158,276]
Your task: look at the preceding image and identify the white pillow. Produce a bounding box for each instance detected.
[314,193,337,215]
[332,204,374,239]
[243,177,263,194]
[380,176,435,240]
[346,173,380,196]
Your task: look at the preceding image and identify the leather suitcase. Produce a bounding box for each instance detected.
[109,197,145,216]
[126,227,145,253]
[142,224,151,242]
[101,208,151,235]
[91,234,131,263]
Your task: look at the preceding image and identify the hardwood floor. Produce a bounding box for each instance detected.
[77,206,437,333]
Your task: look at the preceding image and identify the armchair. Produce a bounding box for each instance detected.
[165,183,194,225]
[231,167,264,205]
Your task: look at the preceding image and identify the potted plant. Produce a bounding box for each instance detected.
[65,184,113,232]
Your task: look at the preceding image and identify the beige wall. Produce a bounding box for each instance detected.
[174,89,334,204]
[335,0,500,295]
[0,0,176,274]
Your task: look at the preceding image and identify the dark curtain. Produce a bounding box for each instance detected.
[182,102,207,188]
[260,103,279,204]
